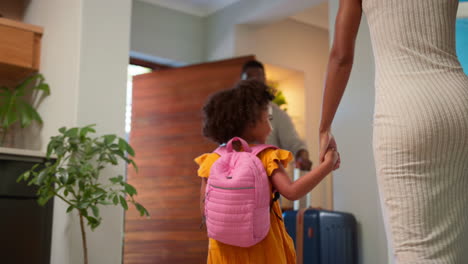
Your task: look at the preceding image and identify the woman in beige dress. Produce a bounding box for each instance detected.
[319,0,468,263]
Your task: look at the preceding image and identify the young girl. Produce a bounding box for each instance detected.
[195,80,339,264]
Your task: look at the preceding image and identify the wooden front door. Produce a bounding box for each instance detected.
[124,56,255,264]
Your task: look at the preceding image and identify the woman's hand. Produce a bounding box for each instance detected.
[324,147,340,170]
[319,131,340,170]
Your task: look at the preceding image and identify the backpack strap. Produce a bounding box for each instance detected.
[226,137,251,152]
[214,137,252,156]
[251,144,278,156]
[251,144,283,220]
[213,146,227,156]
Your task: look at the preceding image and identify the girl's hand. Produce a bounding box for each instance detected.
[324,148,340,170]
[319,131,338,163]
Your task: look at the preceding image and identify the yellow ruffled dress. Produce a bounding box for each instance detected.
[195,148,296,264]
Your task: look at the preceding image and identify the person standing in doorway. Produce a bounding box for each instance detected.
[241,60,313,171]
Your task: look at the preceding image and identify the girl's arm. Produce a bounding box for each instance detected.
[200,178,207,217]
[271,149,338,201]
[319,0,362,162]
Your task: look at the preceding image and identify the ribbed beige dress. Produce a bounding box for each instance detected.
[364,0,468,263]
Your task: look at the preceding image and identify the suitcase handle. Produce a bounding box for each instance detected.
[307,227,314,238]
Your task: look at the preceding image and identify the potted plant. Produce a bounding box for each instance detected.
[0,73,50,147]
[18,125,149,264]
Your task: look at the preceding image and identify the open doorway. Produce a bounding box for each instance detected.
[125,59,172,137]
[263,63,307,210]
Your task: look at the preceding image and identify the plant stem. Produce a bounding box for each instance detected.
[55,193,74,206]
[79,212,89,264]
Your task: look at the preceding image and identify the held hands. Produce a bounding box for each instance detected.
[324,147,340,170]
[319,131,340,170]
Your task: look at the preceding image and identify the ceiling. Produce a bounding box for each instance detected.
[137,0,330,29]
[135,0,466,27]
[136,0,241,16]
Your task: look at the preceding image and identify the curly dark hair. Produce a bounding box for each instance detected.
[202,80,274,144]
[241,60,264,74]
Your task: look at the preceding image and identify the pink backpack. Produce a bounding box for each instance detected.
[205,137,278,247]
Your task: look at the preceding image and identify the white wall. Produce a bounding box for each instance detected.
[24,1,82,263]
[75,0,132,263]
[328,1,388,263]
[131,0,204,64]
[235,19,332,209]
[24,0,132,263]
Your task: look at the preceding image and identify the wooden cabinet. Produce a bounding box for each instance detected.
[0,18,43,87]
[0,148,53,264]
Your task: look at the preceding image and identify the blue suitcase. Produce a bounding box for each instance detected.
[283,209,358,264]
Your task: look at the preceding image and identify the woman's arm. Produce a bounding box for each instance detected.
[319,0,363,162]
[270,149,338,201]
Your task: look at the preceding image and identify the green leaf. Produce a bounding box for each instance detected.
[86,216,100,230]
[82,190,92,201]
[38,193,53,206]
[118,138,127,152]
[0,101,8,123]
[36,170,48,185]
[21,102,43,125]
[80,124,96,138]
[66,175,76,185]
[31,163,40,171]
[17,103,32,128]
[129,159,138,173]
[124,183,137,196]
[119,196,128,210]
[4,104,17,128]
[15,74,43,94]
[118,138,135,157]
[66,205,74,213]
[113,195,119,205]
[59,127,67,133]
[46,138,61,157]
[77,202,89,209]
[17,171,30,182]
[65,127,79,138]
[98,200,113,205]
[36,83,51,96]
[109,177,121,184]
[135,203,150,217]
[79,181,85,190]
[80,209,88,217]
[55,145,66,157]
[108,154,118,165]
[104,135,116,145]
[91,205,100,218]
[59,171,68,185]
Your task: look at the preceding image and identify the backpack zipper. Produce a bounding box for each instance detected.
[210,184,255,190]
